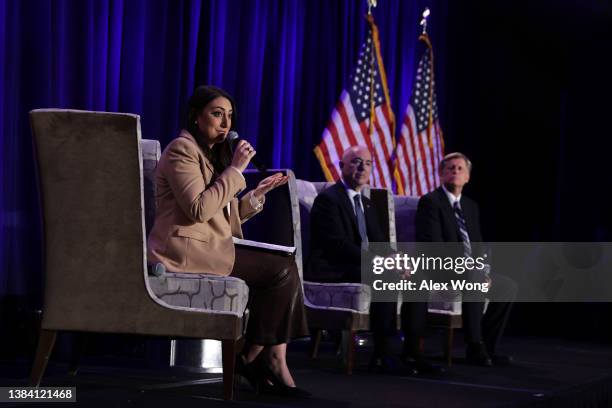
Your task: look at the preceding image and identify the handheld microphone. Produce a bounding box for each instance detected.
[227,131,267,172]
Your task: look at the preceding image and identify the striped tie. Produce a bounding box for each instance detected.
[453,201,472,256]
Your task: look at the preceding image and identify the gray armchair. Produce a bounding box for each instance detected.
[394,195,462,366]
[29,109,247,400]
[141,139,250,318]
[296,180,396,374]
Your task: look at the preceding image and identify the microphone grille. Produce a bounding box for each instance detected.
[227,131,239,142]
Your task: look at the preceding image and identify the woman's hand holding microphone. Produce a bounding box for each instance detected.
[231,140,257,173]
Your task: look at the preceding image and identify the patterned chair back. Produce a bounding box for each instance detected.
[241,170,300,279]
[143,139,249,316]
[295,180,396,312]
[393,195,462,314]
[141,139,161,236]
[29,109,244,337]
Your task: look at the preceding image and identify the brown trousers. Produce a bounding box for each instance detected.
[231,247,309,345]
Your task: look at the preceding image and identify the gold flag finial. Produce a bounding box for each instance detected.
[367,0,377,15]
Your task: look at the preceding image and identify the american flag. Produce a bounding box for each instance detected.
[395,33,445,196]
[314,15,396,189]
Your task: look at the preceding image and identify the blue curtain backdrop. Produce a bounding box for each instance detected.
[0,0,447,301]
[2,0,612,315]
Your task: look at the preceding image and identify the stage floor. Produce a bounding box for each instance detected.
[1,335,611,407]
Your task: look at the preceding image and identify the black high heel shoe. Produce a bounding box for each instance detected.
[255,361,311,398]
[235,354,260,392]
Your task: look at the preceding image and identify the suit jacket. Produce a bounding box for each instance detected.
[306,181,388,282]
[147,130,262,275]
[415,186,484,258]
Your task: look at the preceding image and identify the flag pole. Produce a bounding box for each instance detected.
[419,8,437,150]
[394,7,446,195]
[420,7,430,34]
[389,8,432,193]
[367,0,378,136]
[367,0,377,15]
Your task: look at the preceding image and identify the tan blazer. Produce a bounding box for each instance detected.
[146,130,262,275]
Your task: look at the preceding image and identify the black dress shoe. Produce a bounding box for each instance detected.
[491,354,513,366]
[369,355,418,376]
[368,356,394,374]
[466,343,493,367]
[402,355,445,375]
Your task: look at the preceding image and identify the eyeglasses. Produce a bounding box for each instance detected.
[349,158,373,167]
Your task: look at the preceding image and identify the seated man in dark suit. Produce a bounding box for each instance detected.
[415,152,517,366]
[307,145,439,374]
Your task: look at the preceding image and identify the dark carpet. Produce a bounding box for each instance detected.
[1,335,611,407]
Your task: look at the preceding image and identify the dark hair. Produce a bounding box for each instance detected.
[186,85,237,174]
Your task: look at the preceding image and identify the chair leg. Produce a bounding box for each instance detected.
[344,330,356,375]
[334,330,343,356]
[236,337,245,355]
[68,332,85,376]
[311,330,322,359]
[30,329,57,387]
[221,339,237,401]
[445,326,454,367]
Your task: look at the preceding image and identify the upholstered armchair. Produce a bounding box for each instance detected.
[296,180,397,374]
[393,195,462,366]
[29,109,247,400]
[141,139,250,331]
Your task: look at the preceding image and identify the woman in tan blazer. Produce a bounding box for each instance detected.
[147,86,308,396]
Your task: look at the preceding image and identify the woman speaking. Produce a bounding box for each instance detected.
[147,85,309,397]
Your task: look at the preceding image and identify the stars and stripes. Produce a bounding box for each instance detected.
[394,33,445,196]
[314,15,396,189]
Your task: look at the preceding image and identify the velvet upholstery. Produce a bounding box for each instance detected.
[393,194,463,365]
[30,109,244,338]
[141,138,161,236]
[393,195,463,315]
[296,179,395,319]
[30,109,244,399]
[294,179,395,373]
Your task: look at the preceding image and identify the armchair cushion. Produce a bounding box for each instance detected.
[393,194,463,316]
[427,290,463,315]
[297,179,382,315]
[303,281,371,313]
[148,273,249,316]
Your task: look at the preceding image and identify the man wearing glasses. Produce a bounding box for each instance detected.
[307,145,440,375]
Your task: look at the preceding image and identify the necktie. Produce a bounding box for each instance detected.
[453,201,472,256]
[353,194,369,250]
